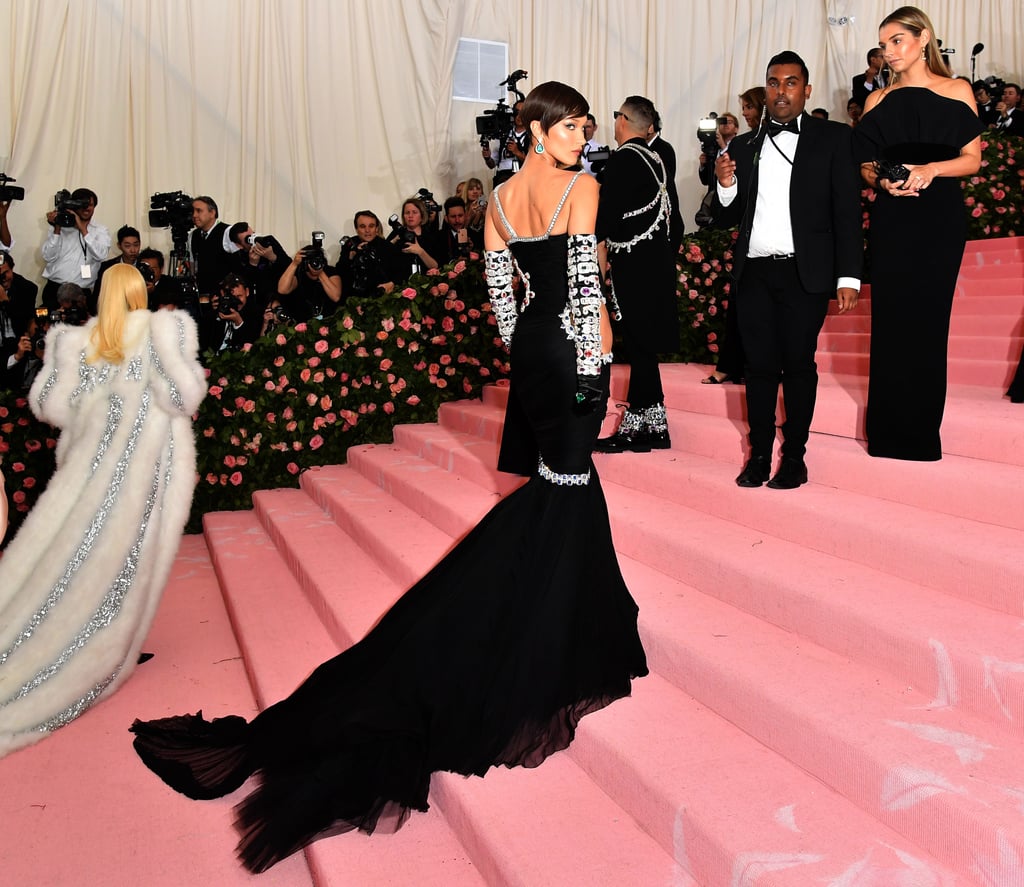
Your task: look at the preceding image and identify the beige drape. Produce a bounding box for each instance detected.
[0,1,1018,282]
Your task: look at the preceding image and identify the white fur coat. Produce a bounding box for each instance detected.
[0,309,206,757]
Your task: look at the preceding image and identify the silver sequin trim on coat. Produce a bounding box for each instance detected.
[148,339,183,410]
[0,389,150,668]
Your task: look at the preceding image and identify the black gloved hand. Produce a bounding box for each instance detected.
[573,374,605,415]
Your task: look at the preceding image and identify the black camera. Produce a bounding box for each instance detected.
[137,260,156,285]
[149,191,194,231]
[245,233,271,247]
[388,214,417,247]
[583,143,612,175]
[217,273,245,315]
[270,305,292,325]
[0,172,25,202]
[476,100,516,144]
[300,230,327,273]
[51,189,91,228]
[32,333,47,352]
[697,113,726,158]
[48,304,89,326]
[417,188,441,219]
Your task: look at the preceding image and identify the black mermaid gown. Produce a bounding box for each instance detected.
[131,188,648,872]
[852,88,984,460]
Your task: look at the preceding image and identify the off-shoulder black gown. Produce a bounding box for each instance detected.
[853,88,983,460]
[131,207,648,872]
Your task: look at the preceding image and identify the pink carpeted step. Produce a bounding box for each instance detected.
[0,535,315,887]
[380,417,1024,730]
[658,364,1024,467]
[820,331,1024,364]
[309,435,1021,878]
[205,509,490,887]
[256,456,974,883]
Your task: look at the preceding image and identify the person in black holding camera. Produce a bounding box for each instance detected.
[277,237,342,321]
[4,315,45,391]
[482,99,528,187]
[206,273,260,353]
[227,222,289,299]
[387,198,441,277]
[138,248,183,311]
[0,252,38,345]
[337,210,405,300]
[40,187,111,310]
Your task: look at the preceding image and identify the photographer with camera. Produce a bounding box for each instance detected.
[277,235,343,321]
[205,273,260,353]
[137,248,183,311]
[228,222,289,298]
[387,198,441,276]
[337,210,405,300]
[4,315,45,391]
[457,178,488,231]
[481,98,528,187]
[40,187,110,310]
[696,113,740,230]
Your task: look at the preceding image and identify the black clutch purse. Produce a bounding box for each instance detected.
[875,159,912,184]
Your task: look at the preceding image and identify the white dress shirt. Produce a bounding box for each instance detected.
[41,222,111,286]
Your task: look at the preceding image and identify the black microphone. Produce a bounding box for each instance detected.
[971,43,985,57]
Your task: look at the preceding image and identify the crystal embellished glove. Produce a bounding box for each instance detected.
[485,247,516,349]
[566,233,605,379]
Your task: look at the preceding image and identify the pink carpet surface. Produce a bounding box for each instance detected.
[1,237,1022,886]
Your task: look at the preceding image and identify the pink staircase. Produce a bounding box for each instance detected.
[3,238,1023,886]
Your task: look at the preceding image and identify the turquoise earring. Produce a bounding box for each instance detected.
[535,141,545,154]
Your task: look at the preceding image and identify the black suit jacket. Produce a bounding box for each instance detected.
[994,108,1024,137]
[727,115,862,294]
[190,221,233,295]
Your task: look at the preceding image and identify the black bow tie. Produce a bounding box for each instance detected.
[766,118,800,137]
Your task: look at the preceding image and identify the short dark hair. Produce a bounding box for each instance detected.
[766,50,810,84]
[443,196,466,214]
[620,95,657,132]
[812,107,830,119]
[521,81,590,148]
[117,225,140,243]
[1004,82,1022,94]
[138,247,164,270]
[71,187,98,206]
[194,195,219,216]
[228,221,249,245]
[1,251,14,269]
[353,210,381,229]
[586,113,596,125]
[867,47,884,64]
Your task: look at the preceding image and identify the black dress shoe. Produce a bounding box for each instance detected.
[735,456,771,487]
[593,430,652,454]
[766,457,808,489]
[137,652,155,664]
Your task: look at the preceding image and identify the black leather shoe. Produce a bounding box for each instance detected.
[735,456,771,487]
[767,457,808,489]
[646,429,671,450]
[594,431,652,454]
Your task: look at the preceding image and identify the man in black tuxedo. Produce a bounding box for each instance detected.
[646,106,685,253]
[994,83,1024,137]
[716,50,861,489]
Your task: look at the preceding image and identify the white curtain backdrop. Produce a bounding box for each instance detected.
[0,0,1019,284]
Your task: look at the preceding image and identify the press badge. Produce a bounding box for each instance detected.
[81,265,92,279]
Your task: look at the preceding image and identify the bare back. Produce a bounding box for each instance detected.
[484,167,599,250]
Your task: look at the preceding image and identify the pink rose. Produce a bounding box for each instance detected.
[320,395,332,410]
[315,339,329,354]
[208,385,223,397]
[294,322,308,332]
[229,471,243,486]
[383,401,395,414]
[224,454,237,468]
[306,393,318,406]
[276,334,287,345]
[22,476,35,489]
[441,317,455,332]
[300,368,311,382]
[437,283,450,296]
[310,434,324,450]
[407,395,421,406]
[380,358,393,371]
[243,399,255,413]
[401,287,417,299]
[382,317,395,331]
[287,462,300,475]
[308,356,321,368]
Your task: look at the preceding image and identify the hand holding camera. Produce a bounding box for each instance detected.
[715,152,737,187]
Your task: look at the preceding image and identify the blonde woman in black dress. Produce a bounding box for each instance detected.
[853,6,982,460]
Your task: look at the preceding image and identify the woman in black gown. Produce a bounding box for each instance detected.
[130,81,648,873]
[852,6,982,460]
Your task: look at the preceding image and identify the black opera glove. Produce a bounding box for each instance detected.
[484,247,516,349]
[573,373,605,416]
